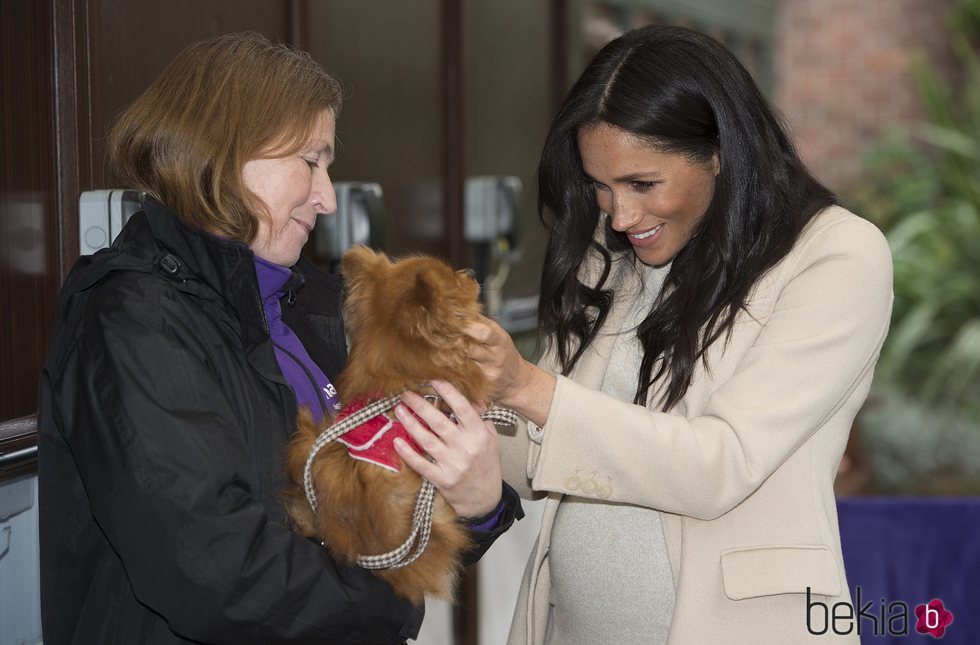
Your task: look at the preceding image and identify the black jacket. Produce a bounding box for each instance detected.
[37,199,520,644]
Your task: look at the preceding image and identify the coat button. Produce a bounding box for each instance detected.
[564,470,581,491]
[597,478,613,499]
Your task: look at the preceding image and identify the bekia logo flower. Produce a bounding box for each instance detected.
[915,599,954,638]
[806,587,955,637]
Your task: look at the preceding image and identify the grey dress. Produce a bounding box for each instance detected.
[545,263,675,644]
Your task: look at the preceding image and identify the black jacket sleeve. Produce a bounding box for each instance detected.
[57,275,421,644]
[461,481,525,566]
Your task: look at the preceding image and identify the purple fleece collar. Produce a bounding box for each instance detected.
[254,255,341,422]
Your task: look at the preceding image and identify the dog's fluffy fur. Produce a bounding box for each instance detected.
[283,246,489,604]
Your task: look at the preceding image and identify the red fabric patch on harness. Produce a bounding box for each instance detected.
[335,396,426,472]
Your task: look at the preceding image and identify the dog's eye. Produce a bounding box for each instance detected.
[457,268,476,279]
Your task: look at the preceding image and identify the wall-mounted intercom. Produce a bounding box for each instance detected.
[464,176,537,330]
[77,183,384,265]
[310,182,384,273]
[465,175,521,262]
[75,181,538,332]
[78,189,145,255]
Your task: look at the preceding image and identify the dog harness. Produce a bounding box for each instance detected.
[332,396,426,472]
[303,392,519,570]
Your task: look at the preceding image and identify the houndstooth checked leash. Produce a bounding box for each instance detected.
[303,393,519,570]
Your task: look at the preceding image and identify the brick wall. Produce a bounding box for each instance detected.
[774,0,958,193]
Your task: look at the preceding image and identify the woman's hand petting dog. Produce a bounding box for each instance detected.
[465,317,557,429]
[394,380,502,519]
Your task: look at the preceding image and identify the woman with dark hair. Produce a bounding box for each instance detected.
[466,25,892,644]
[37,32,520,645]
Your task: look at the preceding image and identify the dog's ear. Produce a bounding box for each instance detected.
[341,246,392,304]
[402,264,475,341]
[410,266,439,310]
[341,245,390,281]
[341,246,391,334]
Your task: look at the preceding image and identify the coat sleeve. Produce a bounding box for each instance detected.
[523,215,894,520]
[59,276,421,645]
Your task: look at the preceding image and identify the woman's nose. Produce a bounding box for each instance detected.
[311,168,336,216]
[609,194,642,232]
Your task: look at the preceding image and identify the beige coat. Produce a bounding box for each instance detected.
[500,206,893,644]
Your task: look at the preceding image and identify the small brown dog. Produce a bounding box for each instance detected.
[283,246,490,604]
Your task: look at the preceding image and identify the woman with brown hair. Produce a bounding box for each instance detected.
[37,32,520,644]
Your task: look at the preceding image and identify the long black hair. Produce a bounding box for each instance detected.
[537,25,835,411]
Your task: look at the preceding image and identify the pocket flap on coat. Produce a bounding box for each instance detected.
[720,545,841,600]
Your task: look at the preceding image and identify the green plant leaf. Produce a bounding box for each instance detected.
[923,319,980,403]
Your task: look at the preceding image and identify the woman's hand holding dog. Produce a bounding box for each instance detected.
[393,380,503,519]
[465,317,557,429]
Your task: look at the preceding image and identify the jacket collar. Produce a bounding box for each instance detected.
[134,197,271,350]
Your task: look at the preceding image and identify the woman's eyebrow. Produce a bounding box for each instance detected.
[583,170,662,183]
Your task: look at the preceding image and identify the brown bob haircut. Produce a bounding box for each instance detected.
[108,32,342,244]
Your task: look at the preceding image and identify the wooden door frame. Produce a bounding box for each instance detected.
[0,0,98,481]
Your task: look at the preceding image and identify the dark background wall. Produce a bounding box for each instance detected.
[0,0,565,432]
